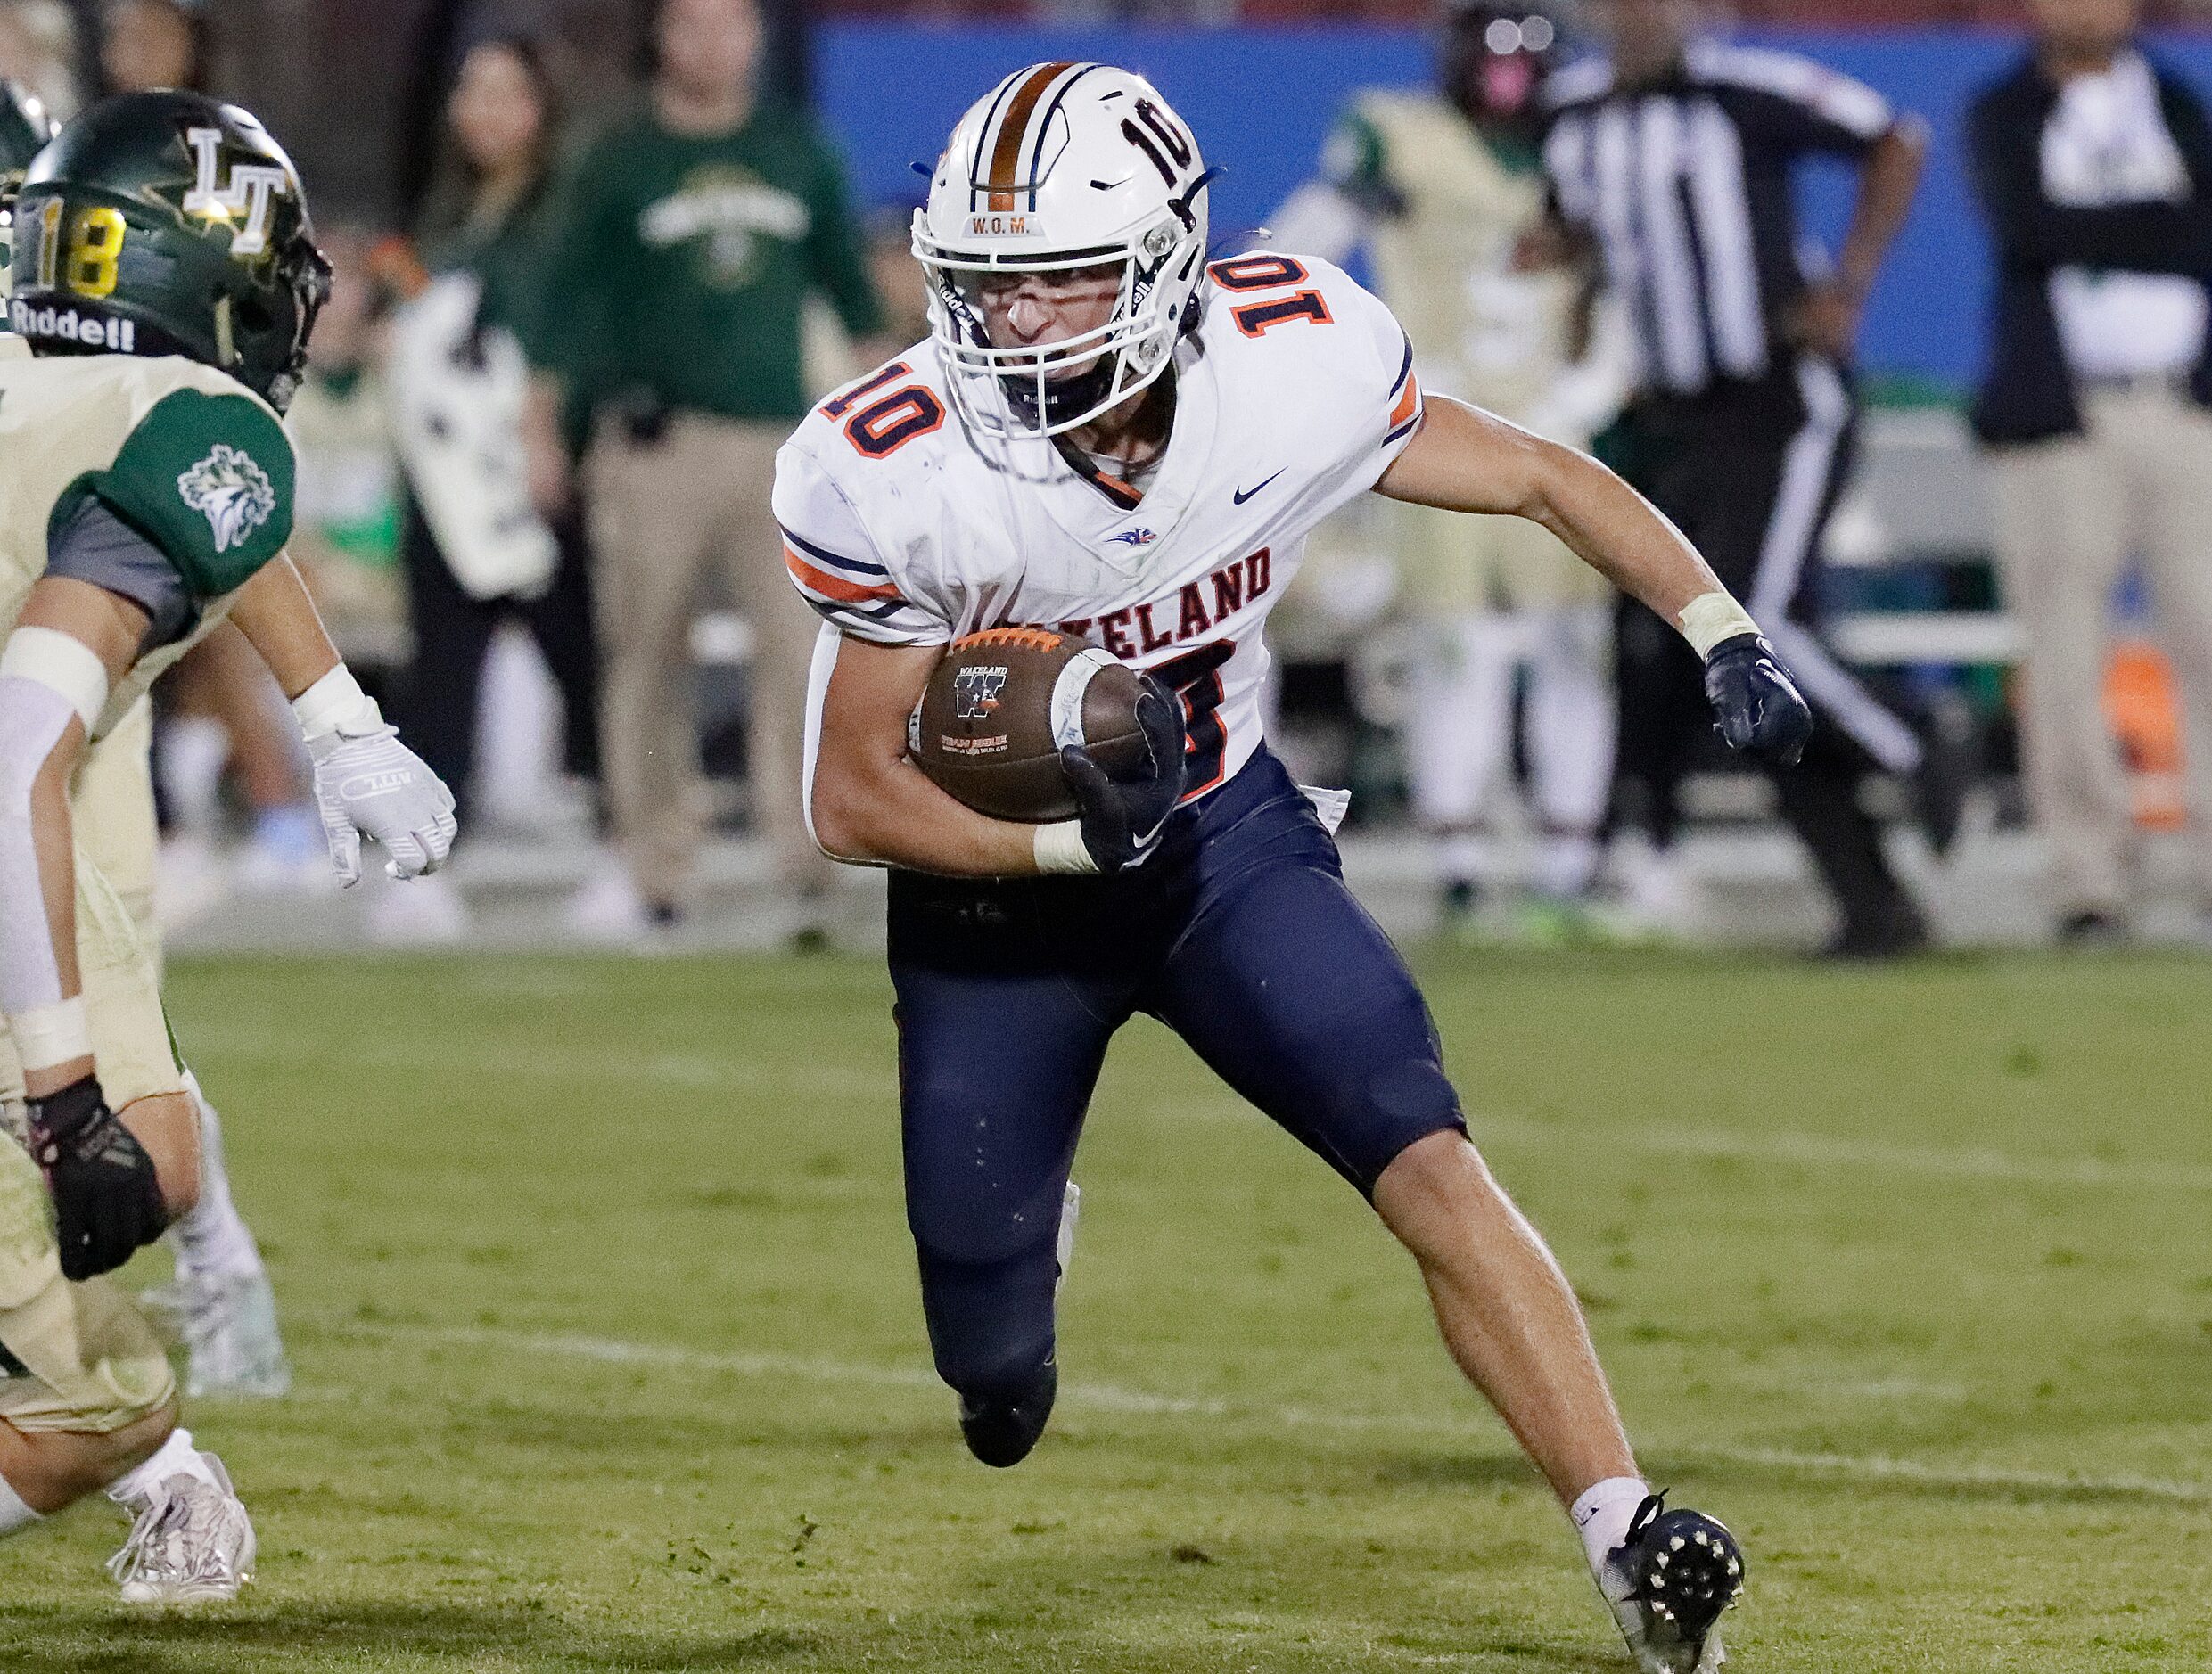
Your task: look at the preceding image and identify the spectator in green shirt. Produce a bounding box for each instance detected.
[527,0,889,942]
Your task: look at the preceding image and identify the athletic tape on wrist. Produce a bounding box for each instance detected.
[1678,592,1761,661]
[1032,819,1098,875]
[11,996,90,1071]
[291,663,377,741]
[0,628,110,731]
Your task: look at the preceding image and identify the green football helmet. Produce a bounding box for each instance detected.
[10,90,330,410]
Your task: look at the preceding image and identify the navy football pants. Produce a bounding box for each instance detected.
[887,751,1468,1403]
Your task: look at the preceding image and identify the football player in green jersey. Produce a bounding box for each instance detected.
[0,89,456,1602]
[4,75,293,1405]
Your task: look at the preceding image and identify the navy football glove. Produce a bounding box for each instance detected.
[1703,632,1813,767]
[27,1075,169,1281]
[1059,674,1188,872]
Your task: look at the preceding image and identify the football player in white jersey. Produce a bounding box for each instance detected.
[777,63,1808,1673]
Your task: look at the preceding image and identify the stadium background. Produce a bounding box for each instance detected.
[64,0,2197,951]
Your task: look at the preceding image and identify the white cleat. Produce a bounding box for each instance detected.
[108,1453,256,1604]
[1598,1495,1742,1673]
[142,1268,292,1399]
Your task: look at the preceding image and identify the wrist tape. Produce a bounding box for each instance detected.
[1032,820,1099,876]
[12,997,90,1071]
[291,663,380,742]
[1678,592,1761,661]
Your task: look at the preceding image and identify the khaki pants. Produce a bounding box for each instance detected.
[586,414,835,904]
[1988,382,2212,914]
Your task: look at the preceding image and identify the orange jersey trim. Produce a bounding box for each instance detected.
[785,546,901,605]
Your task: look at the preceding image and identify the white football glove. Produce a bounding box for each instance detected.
[294,668,458,886]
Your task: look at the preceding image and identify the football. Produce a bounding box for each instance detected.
[911,628,1151,822]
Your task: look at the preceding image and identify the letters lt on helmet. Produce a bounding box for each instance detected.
[913,62,1219,438]
[10,89,332,411]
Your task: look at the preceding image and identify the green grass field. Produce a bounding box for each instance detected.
[1,948,2206,1673]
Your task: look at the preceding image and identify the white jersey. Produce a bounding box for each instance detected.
[776,252,1422,803]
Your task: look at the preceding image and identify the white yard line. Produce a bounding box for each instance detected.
[343,1321,2209,1506]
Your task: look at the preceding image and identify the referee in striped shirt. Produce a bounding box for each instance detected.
[1543,0,1934,956]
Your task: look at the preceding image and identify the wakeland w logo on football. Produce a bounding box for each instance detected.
[953,665,1009,719]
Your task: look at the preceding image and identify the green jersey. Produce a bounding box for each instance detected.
[534,98,884,422]
[0,338,297,736]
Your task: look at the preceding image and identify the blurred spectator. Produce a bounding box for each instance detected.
[1543,0,1937,957]
[284,222,407,677]
[98,0,202,94]
[380,33,604,942]
[0,1,79,119]
[1969,0,2212,943]
[527,0,887,943]
[863,201,931,347]
[1274,0,1626,934]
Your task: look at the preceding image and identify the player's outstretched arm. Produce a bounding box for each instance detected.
[1376,394,1812,765]
[228,558,458,884]
[0,579,173,1275]
[811,637,1060,877]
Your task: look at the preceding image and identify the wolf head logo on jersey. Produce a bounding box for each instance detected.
[913,64,1220,438]
[177,444,277,554]
[953,665,1009,720]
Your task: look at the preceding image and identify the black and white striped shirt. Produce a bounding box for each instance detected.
[1542,42,1895,398]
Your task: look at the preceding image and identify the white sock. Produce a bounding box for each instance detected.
[158,717,231,838]
[106,1426,215,1508]
[167,1073,265,1281]
[0,1472,40,1536]
[1571,1474,1651,1575]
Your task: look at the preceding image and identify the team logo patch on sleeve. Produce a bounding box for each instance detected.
[177,444,276,553]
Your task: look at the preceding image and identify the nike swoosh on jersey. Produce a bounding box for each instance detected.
[1232,470,1284,505]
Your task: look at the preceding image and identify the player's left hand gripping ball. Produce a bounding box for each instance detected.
[1060,675,1188,871]
[1702,632,1813,767]
[303,699,458,885]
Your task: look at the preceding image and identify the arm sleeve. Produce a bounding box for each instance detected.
[803,126,887,341]
[772,442,949,647]
[45,498,194,645]
[69,388,297,600]
[1969,81,2212,276]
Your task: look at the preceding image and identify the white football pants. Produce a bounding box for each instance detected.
[1405,607,1616,895]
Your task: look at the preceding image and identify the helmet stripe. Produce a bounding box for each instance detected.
[981,61,1074,211]
[1025,63,1105,213]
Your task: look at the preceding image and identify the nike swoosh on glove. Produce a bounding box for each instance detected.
[1058,674,1188,872]
[1703,631,1813,768]
[308,715,459,885]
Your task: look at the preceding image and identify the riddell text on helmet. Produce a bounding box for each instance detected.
[10,300,136,351]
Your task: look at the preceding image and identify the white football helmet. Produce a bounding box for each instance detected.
[914,63,1217,438]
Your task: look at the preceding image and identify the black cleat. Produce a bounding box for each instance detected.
[1599,1493,1744,1673]
[958,1362,1057,1468]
